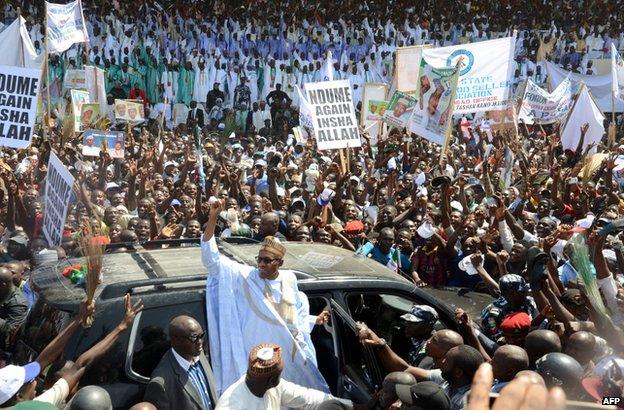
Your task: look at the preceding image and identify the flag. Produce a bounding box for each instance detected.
[295,85,315,129]
[46,0,89,54]
[321,50,334,81]
[0,17,43,69]
[561,84,605,153]
[612,44,624,102]
[387,248,401,273]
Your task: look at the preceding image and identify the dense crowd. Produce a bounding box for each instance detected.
[1,0,624,409]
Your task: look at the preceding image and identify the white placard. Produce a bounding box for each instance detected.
[43,152,75,247]
[46,0,89,54]
[0,65,42,149]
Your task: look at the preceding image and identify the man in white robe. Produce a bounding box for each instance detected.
[201,200,329,395]
[161,61,179,104]
[193,58,211,105]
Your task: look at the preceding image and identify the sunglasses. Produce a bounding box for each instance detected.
[256,256,280,264]
[180,332,205,343]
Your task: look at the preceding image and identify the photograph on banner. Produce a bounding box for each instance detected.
[43,152,75,247]
[82,129,125,158]
[518,78,573,124]
[422,36,516,114]
[0,64,42,149]
[383,91,416,130]
[612,44,624,102]
[46,0,89,54]
[304,79,360,150]
[360,83,388,146]
[366,100,389,121]
[396,46,426,93]
[114,99,145,123]
[70,89,90,132]
[480,101,518,133]
[408,59,460,145]
[80,103,100,129]
[63,69,85,90]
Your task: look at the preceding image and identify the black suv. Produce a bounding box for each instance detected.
[15,239,494,409]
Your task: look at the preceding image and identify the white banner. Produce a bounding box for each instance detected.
[0,65,42,149]
[85,66,107,109]
[46,0,89,54]
[70,89,90,132]
[546,61,624,112]
[561,84,605,153]
[296,85,315,129]
[43,152,75,247]
[396,46,425,93]
[408,59,460,146]
[63,69,85,90]
[612,44,624,102]
[304,79,360,150]
[0,17,44,69]
[422,36,516,114]
[518,78,573,124]
[361,83,388,145]
[114,99,145,123]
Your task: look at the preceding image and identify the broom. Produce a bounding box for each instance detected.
[77,221,104,328]
[568,233,608,316]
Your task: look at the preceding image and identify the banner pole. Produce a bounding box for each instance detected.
[44,2,52,141]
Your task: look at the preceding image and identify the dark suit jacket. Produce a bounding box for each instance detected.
[187,108,205,128]
[144,349,218,410]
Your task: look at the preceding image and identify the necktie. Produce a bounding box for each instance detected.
[188,362,212,409]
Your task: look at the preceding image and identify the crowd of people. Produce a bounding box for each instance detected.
[1,0,624,409]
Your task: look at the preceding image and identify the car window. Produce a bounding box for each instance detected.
[129,302,207,380]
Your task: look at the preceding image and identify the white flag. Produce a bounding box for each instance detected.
[612,44,624,102]
[321,50,334,81]
[46,0,89,54]
[561,84,605,153]
[295,85,315,129]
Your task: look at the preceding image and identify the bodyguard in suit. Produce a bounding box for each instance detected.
[144,315,217,409]
[187,100,205,128]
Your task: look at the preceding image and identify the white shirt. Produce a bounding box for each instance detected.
[172,347,201,370]
[216,375,344,410]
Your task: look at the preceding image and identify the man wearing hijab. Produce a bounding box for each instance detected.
[216,344,347,410]
[201,200,330,395]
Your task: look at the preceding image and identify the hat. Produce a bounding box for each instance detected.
[0,362,41,405]
[254,159,267,167]
[344,220,364,235]
[395,382,451,410]
[499,312,531,334]
[105,182,120,192]
[290,197,306,209]
[257,136,267,144]
[416,221,436,239]
[248,344,283,377]
[400,305,439,324]
[431,175,451,188]
[232,143,243,151]
[164,160,179,169]
[349,175,361,184]
[450,201,463,212]
[9,235,28,246]
[499,274,529,293]
[260,236,286,259]
[317,188,336,206]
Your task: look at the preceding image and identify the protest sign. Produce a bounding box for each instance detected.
[114,99,145,123]
[408,58,460,146]
[46,0,89,54]
[82,129,125,158]
[43,152,75,247]
[422,36,516,114]
[70,89,90,132]
[518,78,573,124]
[296,85,315,130]
[396,46,427,93]
[384,91,416,129]
[612,44,624,102]
[361,83,388,145]
[0,65,42,149]
[80,103,99,129]
[304,79,360,150]
[63,69,85,90]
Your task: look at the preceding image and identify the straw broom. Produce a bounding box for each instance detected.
[77,222,104,328]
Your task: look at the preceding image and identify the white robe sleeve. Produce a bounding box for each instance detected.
[201,236,249,275]
[278,380,340,409]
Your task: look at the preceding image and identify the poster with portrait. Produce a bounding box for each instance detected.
[408,58,460,146]
[70,89,90,132]
[79,103,99,129]
[383,91,416,129]
[114,99,145,123]
[82,129,125,158]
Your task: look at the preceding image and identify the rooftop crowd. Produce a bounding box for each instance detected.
[1,0,624,408]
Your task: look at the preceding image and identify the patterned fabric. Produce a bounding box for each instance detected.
[480,296,538,339]
[188,362,212,409]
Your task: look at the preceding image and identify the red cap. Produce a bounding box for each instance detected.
[499,312,531,334]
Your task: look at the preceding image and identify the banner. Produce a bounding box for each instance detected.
[366,100,389,121]
[63,69,85,90]
[518,78,573,124]
[396,46,426,93]
[422,36,516,114]
[85,66,107,109]
[561,84,605,153]
[43,152,75,247]
[82,129,125,158]
[546,61,624,112]
[360,83,387,145]
[80,103,99,129]
[0,17,44,69]
[304,79,360,150]
[114,99,145,123]
[46,0,89,54]
[383,91,416,129]
[612,44,624,102]
[70,89,90,132]
[296,85,315,129]
[408,59,460,145]
[0,65,42,149]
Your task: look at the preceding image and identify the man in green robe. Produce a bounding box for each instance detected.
[178,61,195,106]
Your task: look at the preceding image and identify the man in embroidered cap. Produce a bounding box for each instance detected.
[202,200,330,395]
[216,344,347,410]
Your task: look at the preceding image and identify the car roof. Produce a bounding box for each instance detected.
[32,240,412,306]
